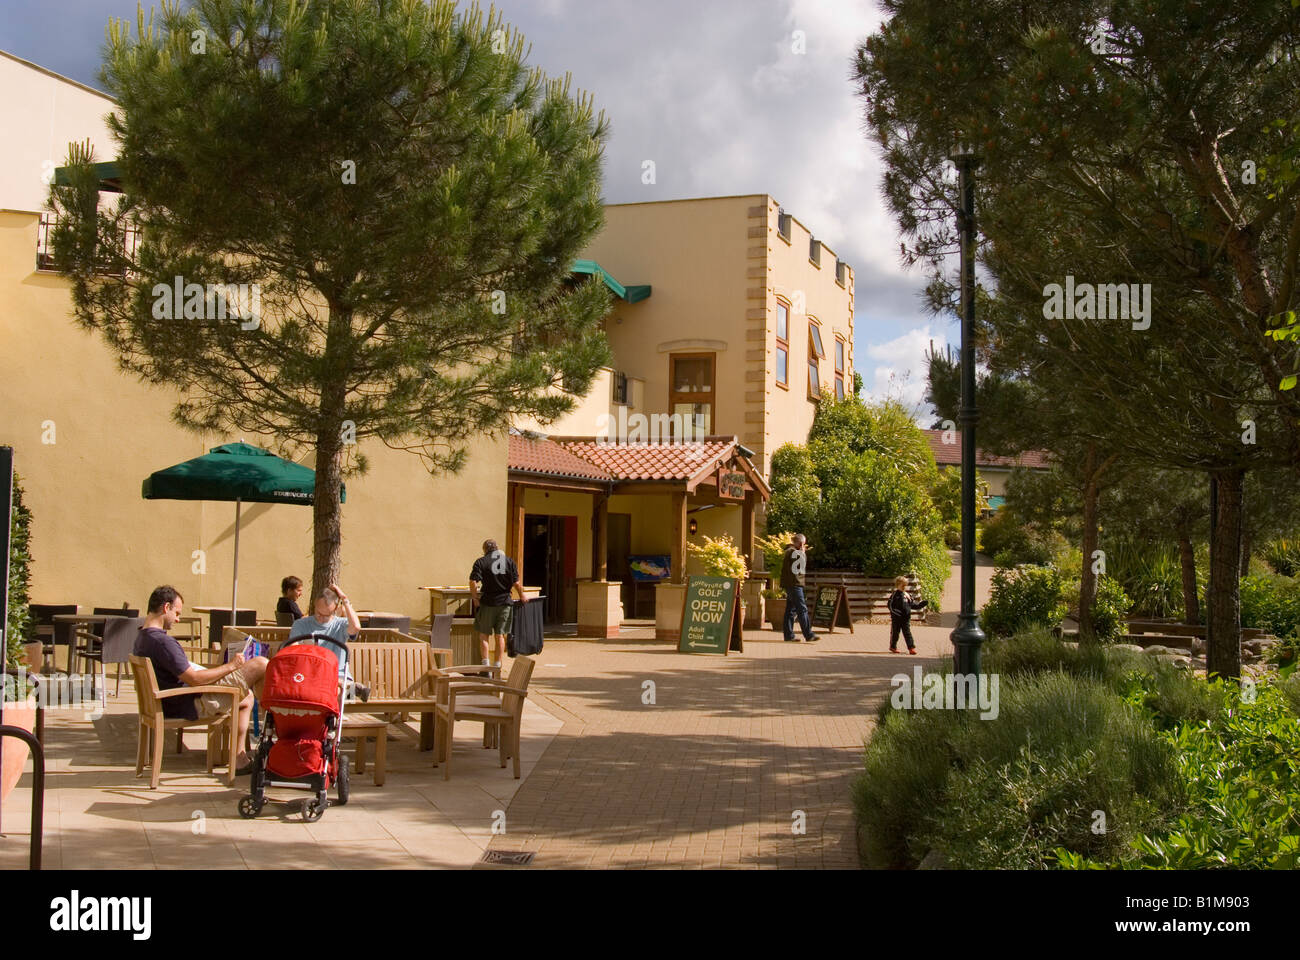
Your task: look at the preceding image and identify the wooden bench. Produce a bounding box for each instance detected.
[342,714,388,786]
[348,643,495,751]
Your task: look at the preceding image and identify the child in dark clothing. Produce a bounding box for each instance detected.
[888,575,928,654]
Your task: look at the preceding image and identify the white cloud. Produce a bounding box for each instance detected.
[862,324,953,421]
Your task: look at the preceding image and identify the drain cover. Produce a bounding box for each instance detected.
[480,850,534,865]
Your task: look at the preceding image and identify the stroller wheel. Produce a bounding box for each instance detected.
[238,796,263,819]
[336,754,350,805]
[302,797,327,822]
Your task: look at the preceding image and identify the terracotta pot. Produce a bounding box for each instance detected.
[1,696,37,804]
[765,597,787,629]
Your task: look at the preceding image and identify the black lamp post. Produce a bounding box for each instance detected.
[948,144,986,676]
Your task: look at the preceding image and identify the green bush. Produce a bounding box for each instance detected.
[1239,573,1300,637]
[980,565,1068,638]
[6,474,33,668]
[1069,681,1300,869]
[857,669,1180,869]
[1263,537,1300,577]
[767,395,950,603]
[1089,574,1131,642]
[1104,539,1188,619]
[980,507,1054,566]
[983,627,1114,681]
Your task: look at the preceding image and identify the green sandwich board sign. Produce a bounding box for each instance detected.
[678,575,742,655]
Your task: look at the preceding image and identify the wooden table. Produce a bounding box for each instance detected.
[342,714,388,786]
[419,586,475,622]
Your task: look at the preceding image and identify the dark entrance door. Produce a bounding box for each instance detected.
[607,512,632,611]
[523,514,574,624]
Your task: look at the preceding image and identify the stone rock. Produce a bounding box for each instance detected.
[1112,644,1146,654]
[1190,638,1207,656]
[919,849,949,870]
[1142,645,1172,656]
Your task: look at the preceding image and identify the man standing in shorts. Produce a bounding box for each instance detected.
[133,585,268,774]
[469,539,524,668]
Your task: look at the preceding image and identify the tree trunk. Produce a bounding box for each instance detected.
[311,333,349,601]
[1078,477,1100,642]
[1206,469,1244,680]
[1239,532,1252,578]
[1177,533,1200,625]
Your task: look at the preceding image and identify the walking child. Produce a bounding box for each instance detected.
[887,575,927,654]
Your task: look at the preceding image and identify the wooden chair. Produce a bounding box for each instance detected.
[346,642,484,751]
[128,655,240,788]
[435,656,535,780]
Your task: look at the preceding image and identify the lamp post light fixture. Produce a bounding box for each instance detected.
[948,143,986,676]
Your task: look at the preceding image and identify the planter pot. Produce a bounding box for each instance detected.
[765,597,787,630]
[1,696,37,805]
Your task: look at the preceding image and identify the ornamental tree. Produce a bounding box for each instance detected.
[50,0,613,596]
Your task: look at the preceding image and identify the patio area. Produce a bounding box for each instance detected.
[0,673,563,870]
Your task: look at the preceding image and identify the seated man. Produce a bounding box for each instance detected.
[288,582,367,701]
[133,585,268,774]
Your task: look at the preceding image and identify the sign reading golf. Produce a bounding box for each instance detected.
[678,575,740,655]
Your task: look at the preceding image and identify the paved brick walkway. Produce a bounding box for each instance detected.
[480,618,955,869]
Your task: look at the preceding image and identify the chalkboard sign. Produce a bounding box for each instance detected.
[811,584,851,632]
[678,575,741,655]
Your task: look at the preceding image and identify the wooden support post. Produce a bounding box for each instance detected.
[741,491,756,574]
[507,483,526,574]
[592,493,609,581]
[671,489,688,583]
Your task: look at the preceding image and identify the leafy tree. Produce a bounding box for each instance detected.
[857,0,1300,677]
[768,395,951,600]
[49,0,613,597]
[6,475,33,668]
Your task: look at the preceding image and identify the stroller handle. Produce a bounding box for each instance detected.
[281,632,349,662]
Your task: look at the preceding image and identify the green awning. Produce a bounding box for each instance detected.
[52,160,123,193]
[571,259,651,303]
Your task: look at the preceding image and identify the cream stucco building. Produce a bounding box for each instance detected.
[2,51,855,640]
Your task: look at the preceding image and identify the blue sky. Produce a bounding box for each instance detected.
[0,0,951,418]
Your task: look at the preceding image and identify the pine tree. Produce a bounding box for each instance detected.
[49,0,613,596]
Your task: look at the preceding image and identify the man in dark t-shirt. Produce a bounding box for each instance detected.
[779,533,818,644]
[469,539,524,668]
[133,585,268,774]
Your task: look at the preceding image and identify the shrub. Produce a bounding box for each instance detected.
[857,669,1181,869]
[980,565,1068,638]
[686,534,748,580]
[983,627,1113,681]
[1263,537,1300,577]
[980,507,1053,566]
[853,704,966,868]
[6,474,33,668]
[1239,573,1300,637]
[755,532,790,579]
[1086,682,1300,869]
[1104,539,1187,619]
[1089,574,1131,642]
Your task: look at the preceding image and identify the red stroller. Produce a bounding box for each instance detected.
[237,635,349,822]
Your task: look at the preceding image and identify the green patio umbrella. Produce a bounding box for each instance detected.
[142,442,346,615]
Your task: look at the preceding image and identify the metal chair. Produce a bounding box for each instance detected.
[99,616,144,697]
[275,610,296,627]
[27,604,77,674]
[207,609,257,647]
[366,614,412,633]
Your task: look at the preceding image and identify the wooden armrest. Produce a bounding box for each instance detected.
[446,676,509,688]
[155,684,239,700]
[442,664,501,676]
[448,683,525,702]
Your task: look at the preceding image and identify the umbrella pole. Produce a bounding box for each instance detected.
[232,498,241,620]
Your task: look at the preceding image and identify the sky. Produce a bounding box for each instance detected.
[0,0,952,420]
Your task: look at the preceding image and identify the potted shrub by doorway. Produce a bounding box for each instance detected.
[763,588,787,630]
[1,670,37,805]
[686,535,750,627]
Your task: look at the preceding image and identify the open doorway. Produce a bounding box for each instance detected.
[523,514,577,624]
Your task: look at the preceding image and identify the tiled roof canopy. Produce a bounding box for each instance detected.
[553,438,736,481]
[922,430,1050,470]
[508,432,769,497]
[507,434,613,482]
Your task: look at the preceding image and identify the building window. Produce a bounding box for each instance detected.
[670,353,714,437]
[775,300,789,389]
[808,319,825,400]
[612,371,629,405]
[834,336,846,400]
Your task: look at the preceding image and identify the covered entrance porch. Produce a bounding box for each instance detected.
[506,432,770,639]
